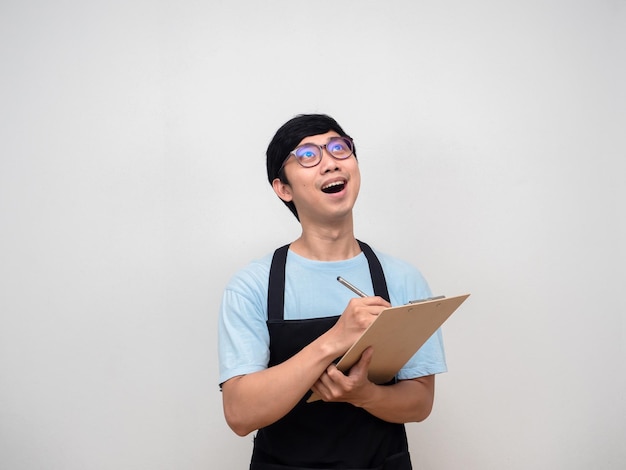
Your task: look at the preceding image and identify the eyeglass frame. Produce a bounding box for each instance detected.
[278,136,355,175]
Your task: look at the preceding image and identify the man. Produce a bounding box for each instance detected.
[218,114,446,469]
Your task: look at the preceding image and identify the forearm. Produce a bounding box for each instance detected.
[352,376,435,423]
[222,334,340,436]
[222,297,389,436]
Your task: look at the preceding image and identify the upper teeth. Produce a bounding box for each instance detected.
[323,181,344,190]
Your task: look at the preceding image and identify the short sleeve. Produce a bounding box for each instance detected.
[218,259,272,386]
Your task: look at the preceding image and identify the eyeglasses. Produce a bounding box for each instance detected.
[280,136,355,171]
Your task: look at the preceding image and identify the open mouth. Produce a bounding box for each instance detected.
[321,180,346,194]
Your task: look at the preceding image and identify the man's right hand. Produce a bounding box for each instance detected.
[327,296,391,355]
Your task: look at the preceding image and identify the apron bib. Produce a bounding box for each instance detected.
[250,241,412,470]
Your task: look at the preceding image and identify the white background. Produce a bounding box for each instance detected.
[1,1,624,469]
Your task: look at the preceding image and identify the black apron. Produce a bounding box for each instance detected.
[250,241,412,470]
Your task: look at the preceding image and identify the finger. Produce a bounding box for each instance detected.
[358,346,374,367]
[319,365,345,389]
[361,296,391,308]
[311,376,330,398]
[324,364,344,382]
[360,346,374,363]
[349,347,374,377]
[349,296,390,309]
[312,371,342,401]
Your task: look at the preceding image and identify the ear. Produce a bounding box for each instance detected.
[272,178,293,202]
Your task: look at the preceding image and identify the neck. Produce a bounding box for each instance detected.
[290,216,360,261]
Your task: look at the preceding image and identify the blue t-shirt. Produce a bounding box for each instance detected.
[218,247,447,385]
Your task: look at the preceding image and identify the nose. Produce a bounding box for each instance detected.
[318,147,340,173]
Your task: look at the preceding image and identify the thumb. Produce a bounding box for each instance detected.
[350,346,374,376]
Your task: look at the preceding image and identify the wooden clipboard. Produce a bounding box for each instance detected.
[307,294,470,403]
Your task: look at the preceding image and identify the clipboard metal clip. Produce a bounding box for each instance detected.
[407,295,446,304]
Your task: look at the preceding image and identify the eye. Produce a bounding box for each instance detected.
[327,138,350,155]
[294,144,320,161]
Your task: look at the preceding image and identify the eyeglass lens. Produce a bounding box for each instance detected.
[293,137,353,167]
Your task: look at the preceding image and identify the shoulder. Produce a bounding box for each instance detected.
[371,246,425,279]
[224,251,274,302]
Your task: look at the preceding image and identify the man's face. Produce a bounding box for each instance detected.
[274,131,361,225]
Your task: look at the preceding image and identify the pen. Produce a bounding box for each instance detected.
[337,276,368,298]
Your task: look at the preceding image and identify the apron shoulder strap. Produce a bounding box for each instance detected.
[357,240,391,303]
[267,244,289,321]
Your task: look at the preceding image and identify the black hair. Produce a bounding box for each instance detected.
[266,114,355,220]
